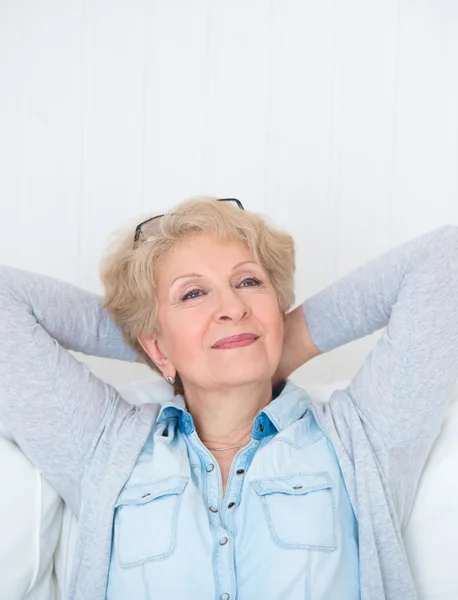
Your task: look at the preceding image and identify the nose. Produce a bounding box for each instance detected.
[215,287,250,322]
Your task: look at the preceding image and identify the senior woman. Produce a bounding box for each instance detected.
[0,197,457,600]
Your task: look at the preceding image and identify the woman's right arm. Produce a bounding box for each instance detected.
[0,265,138,512]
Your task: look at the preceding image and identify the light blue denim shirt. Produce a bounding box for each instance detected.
[106,380,359,600]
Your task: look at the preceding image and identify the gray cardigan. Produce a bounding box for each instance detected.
[0,225,457,600]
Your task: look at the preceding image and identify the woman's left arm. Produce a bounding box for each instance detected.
[283,225,458,523]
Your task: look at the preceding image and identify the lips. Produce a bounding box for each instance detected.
[212,333,259,348]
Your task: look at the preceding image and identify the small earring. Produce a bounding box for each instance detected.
[165,375,175,385]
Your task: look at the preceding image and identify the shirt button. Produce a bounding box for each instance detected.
[221,595,230,600]
[206,464,215,472]
[236,469,245,475]
[209,506,219,513]
[258,423,264,432]
[219,537,228,545]
[227,502,235,509]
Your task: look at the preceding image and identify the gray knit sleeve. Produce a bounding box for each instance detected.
[302,225,458,524]
[0,266,137,513]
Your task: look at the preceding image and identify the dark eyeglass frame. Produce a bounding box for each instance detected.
[133,198,244,247]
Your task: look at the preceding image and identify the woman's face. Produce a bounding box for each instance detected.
[142,233,284,391]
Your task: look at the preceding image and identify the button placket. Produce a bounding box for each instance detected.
[214,524,234,600]
[201,443,222,526]
[214,454,251,600]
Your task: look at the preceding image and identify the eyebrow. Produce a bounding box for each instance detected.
[170,261,259,287]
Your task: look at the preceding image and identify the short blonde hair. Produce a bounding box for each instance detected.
[99,196,296,394]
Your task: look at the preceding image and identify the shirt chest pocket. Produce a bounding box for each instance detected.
[250,472,336,551]
[114,476,189,568]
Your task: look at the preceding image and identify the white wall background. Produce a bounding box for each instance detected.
[1,0,457,387]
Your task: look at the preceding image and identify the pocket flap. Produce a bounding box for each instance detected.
[251,472,332,497]
[115,476,189,507]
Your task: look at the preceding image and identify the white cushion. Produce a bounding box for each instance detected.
[402,387,458,599]
[0,420,62,600]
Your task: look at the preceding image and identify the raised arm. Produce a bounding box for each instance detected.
[0,266,138,513]
[282,225,458,523]
[281,226,458,382]
[285,225,458,443]
[0,266,138,360]
[302,224,458,433]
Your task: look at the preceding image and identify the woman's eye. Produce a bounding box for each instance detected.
[239,277,262,287]
[181,288,203,301]
[180,277,262,302]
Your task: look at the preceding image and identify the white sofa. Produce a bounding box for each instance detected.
[1,379,458,600]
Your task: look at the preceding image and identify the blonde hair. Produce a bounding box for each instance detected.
[99,196,296,395]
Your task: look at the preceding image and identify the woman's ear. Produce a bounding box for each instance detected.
[137,334,176,378]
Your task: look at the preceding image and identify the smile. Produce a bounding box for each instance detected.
[212,337,259,350]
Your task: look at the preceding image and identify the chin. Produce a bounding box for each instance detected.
[214,371,272,387]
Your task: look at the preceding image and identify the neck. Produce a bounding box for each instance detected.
[182,380,273,451]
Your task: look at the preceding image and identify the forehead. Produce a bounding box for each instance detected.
[160,234,255,272]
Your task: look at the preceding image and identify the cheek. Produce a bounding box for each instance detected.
[260,297,283,330]
[166,311,209,356]
[256,298,284,350]
[271,317,285,354]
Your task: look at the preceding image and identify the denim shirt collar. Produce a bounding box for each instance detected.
[155,380,311,441]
